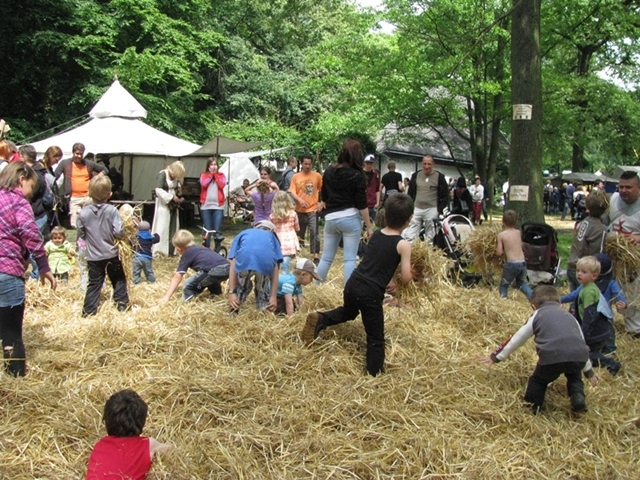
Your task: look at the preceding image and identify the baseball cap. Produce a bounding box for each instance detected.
[137,220,151,231]
[364,154,375,163]
[293,257,321,280]
[253,220,277,233]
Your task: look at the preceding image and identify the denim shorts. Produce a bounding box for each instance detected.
[0,273,26,307]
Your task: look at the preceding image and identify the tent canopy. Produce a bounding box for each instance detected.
[613,165,640,179]
[561,172,618,184]
[184,136,265,157]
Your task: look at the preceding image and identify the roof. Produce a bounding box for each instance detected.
[561,172,618,184]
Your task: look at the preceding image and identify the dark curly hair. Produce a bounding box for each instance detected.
[103,389,148,437]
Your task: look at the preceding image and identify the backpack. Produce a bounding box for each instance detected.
[575,193,587,211]
[41,171,59,211]
[277,169,293,191]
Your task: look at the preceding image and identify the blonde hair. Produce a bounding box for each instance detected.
[50,226,66,239]
[271,191,294,220]
[172,229,195,248]
[577,255,601,275]
[167,161,185,183]
[88,175,112,203]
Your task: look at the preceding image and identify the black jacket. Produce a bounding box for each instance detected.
[407,170,449,214]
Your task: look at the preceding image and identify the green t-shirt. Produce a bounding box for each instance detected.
[578,282,600,320]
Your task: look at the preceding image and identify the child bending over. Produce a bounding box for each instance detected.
[270,190,299,274]
[480,285,598,414]
[77,175,129,316]
[496,209,533,300]
[301,193,415,376]
[159,229,230,303]
[275,258,319,315]
[86,389,171,480]
[45,226,75,282]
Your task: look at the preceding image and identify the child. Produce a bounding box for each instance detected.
[86,389,171,480]
[275,258,320,315]
[45,226,76,282]
[561,252,627,356]
[132,221,160,284]
[301,193,415,376]
[571,256,622,375]
[496,210,533,300]
[227,220,283,313]
[159,229,230,302]
[480,285,598,414]
[270,190,300,274]
[76,175,129,316]
[566,191,608,291]
[0,162,56,376]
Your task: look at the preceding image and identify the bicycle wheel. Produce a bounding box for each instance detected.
[217,246,228,258]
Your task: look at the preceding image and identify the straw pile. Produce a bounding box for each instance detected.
[116,203,142,280]
[392,241,452,302]
[604,234,640,284]
[3,233,640,479]
[464,223,504,276]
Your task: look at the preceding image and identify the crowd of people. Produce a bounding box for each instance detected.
[3,136,640,476]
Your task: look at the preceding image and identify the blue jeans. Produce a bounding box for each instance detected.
[132,256,155,284]
[29,215,49,279]
[281,255,293,275]
[201,208,224,248]
[500,261,533,299]
[317,213,362,283]
[0,273,25,307]
[0,275,26,375]
[183,264,229,300]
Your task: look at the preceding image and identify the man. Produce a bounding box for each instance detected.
[380,160,404,205]
[54,143,108,228]
[565,181,576,221]
[404,155,449,242]
[363,154,381,222]
[543,179,554,213]
[608,171,640,337]
[278,156,297,193]
[289,154,323,264]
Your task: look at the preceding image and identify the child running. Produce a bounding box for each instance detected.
[45,226,76,283]
[77,175,129,316]
[481,285,598,414]
[301,193,415,376]
[86,389,171,480]
[496,209,533,300]
[0,162,56,376]
[270,190,299,274]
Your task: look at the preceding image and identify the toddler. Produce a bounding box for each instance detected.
[496,209,533,300]
[270,190,299,274]
[133,220,160,284]
[86,389,171,480]
[45,226,75,282]
[275,258,319,315]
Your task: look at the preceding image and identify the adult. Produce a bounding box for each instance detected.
[560,183,568,220]
[363,154,381,222]
[543,179,553,213]
[316,139,372,283]
[451,177,473,217]
[53,143,108,228]
[0,141,12,174]
[199,156,227,249]
[246,170,278,224]
[469,176,484,225]
[608,171,640,337]
[380,161,404,204]
[289,154,323,265]
[404,155,449,242]
[40,146,63,227]
[151,160,185,257]
[565,181,576,220]
[279,156,297,192]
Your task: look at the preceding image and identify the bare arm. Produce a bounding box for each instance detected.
[159,272,184,303]
[284,293,294,315]
[397,240,413,284]
[268,266,279,311]
[227,259,240,310]
[359,208,373,238]
[495,233,504,257]
[149,437,172,459]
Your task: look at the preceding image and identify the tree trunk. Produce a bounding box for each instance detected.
[509,0,544,225]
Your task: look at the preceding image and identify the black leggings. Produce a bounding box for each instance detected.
[0,304,26,376]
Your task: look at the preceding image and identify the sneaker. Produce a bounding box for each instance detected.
[117,303,128,312]
[570,392,587,412]
[301,312,325,345]
[608,362,621,376]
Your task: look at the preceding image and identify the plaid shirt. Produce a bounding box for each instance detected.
[0,188,50,277]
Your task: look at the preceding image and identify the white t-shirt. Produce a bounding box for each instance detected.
[609,193,640,235]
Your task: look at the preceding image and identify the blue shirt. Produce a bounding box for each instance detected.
[276,273,303,297]
[229,229,283,276]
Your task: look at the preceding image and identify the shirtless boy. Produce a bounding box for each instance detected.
[496,210,533,299]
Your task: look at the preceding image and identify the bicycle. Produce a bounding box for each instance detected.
[199,225,228,258]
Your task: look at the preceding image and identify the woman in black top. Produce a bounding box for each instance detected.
[316,139,373,284]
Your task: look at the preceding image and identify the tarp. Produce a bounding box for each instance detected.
[561,172,618,184]
[184,136,266,157]
[613,165,640,179]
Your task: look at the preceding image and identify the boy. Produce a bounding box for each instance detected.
[227,220,283,313]
[301,193,415,376]
[275,258,320,315]
[159,229,229,303]
[566,191,608,291]
[496,210,533,300]
[572,256,622,375]
[86,389,171,480]
[132,220,160,284]
[480,285,598,414]
[77,175,129,316]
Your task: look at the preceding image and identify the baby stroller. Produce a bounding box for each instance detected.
[521,222,561,285]
[431,214,483,287]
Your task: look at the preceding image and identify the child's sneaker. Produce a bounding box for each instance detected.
[301,312,325,345]
[570,392,587,412]
[608,361,621,376]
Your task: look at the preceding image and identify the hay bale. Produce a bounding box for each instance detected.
[604,234,640,284]
[464,224,504,275]
[392,241,451,301]
[117,203,143,281]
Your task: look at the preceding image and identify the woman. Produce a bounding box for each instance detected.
[246,167,278,223]
[0,141,12,174]
[152,161,185,256]
[199,156,227,248]
[40,146,63,227]
[0,162,56,376]
[317,139,373,283]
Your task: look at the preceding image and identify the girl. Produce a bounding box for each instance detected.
[270,191,299,274]
[246,168,278,223]
[199,156,227,249]
[45,226,76,282]
[152,161,185,256]
[0,162,56,376]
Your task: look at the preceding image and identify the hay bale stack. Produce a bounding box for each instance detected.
[604,234,640,284]
[464,224,504,276]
